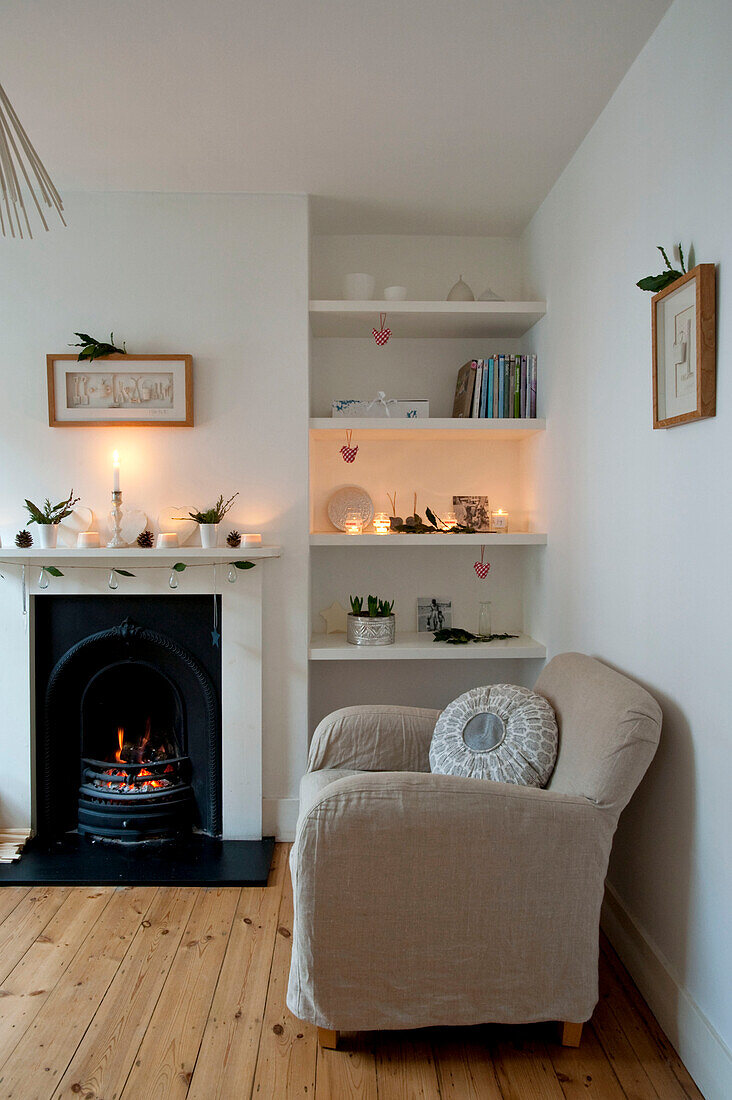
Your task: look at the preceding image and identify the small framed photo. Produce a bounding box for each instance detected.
[652,264,716,429]
[453,495,491,531]
[417,597,452,633]
[47,354,193,427]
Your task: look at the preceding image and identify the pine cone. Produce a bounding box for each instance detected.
[136,529,154,548]
[226,530,242,548]
[15,529,33,548]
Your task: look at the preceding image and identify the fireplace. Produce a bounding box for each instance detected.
[35,596,222,844]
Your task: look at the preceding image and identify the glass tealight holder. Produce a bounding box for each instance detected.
[344,511,363,535]
[490,509,509,533]
[443,510,458,530]
[373,512,390,535]
[478,600,492,637]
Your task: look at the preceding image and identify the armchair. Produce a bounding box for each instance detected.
[287,654,661,1048]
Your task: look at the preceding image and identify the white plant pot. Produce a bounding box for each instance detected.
[37,525,58,549]
[199,523,219,548]
[343,273,375,300]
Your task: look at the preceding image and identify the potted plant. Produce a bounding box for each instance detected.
[347,594,396,646]
[24,490,80,549]
[180,493,239,548]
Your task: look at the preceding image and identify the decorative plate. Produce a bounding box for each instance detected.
[157,505,198,547]
[327,485,374,531]
[58,506,94,547]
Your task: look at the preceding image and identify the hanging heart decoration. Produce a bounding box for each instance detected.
[372,312,391,345]
[474,546,491,578]
[340,429,359,463]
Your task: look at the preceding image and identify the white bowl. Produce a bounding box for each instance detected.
[343,273,376,300]
[384,285,408,300]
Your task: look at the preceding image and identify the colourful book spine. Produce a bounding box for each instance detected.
[480,360,489,416]
[529,354,537,417]
[513,356,520,418]
[493,356,499,416]
[520,355,527,418]
[497,355,505,417]
[504,356,511,417]
[486,358,494,418]
[471,360,483,417]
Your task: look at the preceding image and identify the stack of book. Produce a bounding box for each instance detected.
[452,356,538,418]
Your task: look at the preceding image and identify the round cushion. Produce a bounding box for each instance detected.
[429,684,558,787]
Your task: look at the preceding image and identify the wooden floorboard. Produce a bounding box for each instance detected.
[0,845,706,1099]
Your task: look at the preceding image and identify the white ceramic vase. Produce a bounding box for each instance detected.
[199,523,219,548]
[37,525,58,549]
[343,273,375,300]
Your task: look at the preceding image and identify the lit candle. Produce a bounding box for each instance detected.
[156,533,179,548]
[344,511,363,535]
[491,508,509,533]
[443,511,458,530]
[373,512,390,535]
[242,533,262,546]
[112,450,121,493]
[77,532,100,548]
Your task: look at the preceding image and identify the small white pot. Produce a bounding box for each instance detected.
[199,523,219,548]
[37,525,58,549]
[384,285,408,300]
[343,273,375,300]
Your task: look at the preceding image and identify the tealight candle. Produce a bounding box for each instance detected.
[242,533,262,546]
[373,512,390,535]
[490,509,509,533]
[77,532,101,548]
[156,533,179,548]
[344,511,363,535]
[442,511,458,530]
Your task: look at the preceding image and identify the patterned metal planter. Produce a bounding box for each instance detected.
[347,614,396,646]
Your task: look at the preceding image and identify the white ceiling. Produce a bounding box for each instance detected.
[3,0,671,235]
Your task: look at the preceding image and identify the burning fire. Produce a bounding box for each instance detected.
[93,719,177,794]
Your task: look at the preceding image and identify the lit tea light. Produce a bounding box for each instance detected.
[373,512,390,535]
[442,511,458,530]
[491,508,509,533]
[77,531,101,548]
[344,511,363,535]
[156,533,179,548]
[242,533,262,546]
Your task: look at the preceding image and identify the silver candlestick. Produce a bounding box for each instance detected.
[107,490,125,548]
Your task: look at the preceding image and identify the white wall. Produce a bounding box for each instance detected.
[521,0,731,1094]
[0,192,310,827]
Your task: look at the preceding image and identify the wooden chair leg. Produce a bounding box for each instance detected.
[561,1021,583,1047]
[318,1028,339,1050]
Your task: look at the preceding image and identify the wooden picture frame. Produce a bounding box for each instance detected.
[652,264,715,429]
[46,354,194,427]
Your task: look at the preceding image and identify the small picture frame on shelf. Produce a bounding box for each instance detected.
[453,495,491,531]
[417,597,452,633]
[652,264,716,429]
[47,354,193,427]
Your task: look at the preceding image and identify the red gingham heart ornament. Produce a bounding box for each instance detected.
[340,444,358,463]
[474,546,491,578]
[372,312,391,345]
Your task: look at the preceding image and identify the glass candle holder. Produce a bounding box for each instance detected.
[490,509,509,533]
[373,512,390,535]
[344,511,363,535]
[442,510,458,530]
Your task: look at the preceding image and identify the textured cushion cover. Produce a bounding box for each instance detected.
[429,684,558,786]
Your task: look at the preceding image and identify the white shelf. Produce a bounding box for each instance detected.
[310,533,546,546]
[0,546,281,567]
[310,417,545,440]
[309,300,546,338]
[310,632,545,660]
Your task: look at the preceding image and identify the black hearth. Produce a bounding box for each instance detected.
[35,596,222,844]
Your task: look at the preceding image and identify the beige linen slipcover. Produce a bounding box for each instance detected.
[287,654,662,1032]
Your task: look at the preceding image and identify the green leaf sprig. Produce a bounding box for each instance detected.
[637,244,688,292]
[433,627,518,645]
[24,490,80,526]
[350,594,394,617]
[69,332,127,362]
[177,493,239,525]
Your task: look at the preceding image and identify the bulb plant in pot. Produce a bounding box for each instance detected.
[23,490,80,549]
[180,493,239,548]
[347,594,396,646]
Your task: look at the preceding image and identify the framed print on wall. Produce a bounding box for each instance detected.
[652,264,715,429]
[47,354,193,427]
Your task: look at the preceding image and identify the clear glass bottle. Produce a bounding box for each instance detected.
[478,600,492,637]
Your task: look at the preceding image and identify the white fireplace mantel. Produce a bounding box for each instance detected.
[0,545,281,840]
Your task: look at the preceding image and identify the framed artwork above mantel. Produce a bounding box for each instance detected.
[46,354,193,427]
[652,264,716,429]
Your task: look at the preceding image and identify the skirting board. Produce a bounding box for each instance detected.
[262,798,299,841]
[602,881,732,1100]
